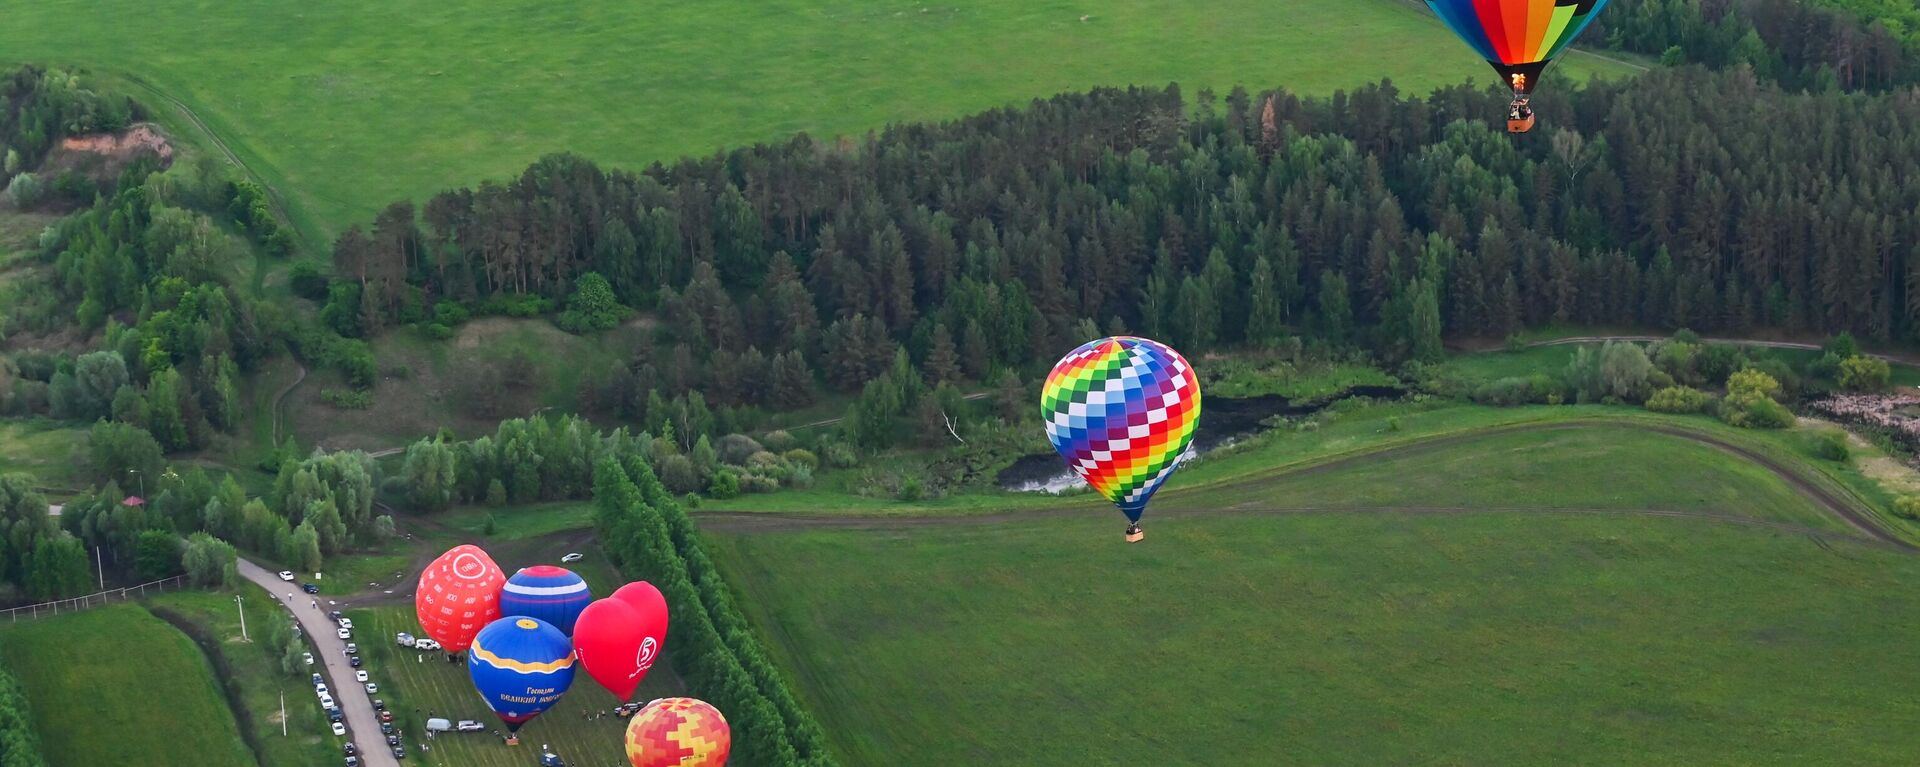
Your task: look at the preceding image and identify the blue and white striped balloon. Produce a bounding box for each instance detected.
[499,565,593,636]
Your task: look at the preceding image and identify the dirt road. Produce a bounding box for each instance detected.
[236,557,397,767]
[692,420,1914,551]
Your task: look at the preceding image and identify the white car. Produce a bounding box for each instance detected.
[337,618,354,630]
[344,643,358,655]
[364,682,378,694]
[413,638,441,652]
[315,683,329,696]
[278,571,295,581]
[337,627,352,640]
[395,633,416,648]
[356,670,369,683]
[560,552,584,563]
[302,652,314,666]
[319,693,334,708]
[331,722,347,736]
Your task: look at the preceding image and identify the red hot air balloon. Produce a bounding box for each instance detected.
[573,581,670,701]
[414,544,506,653]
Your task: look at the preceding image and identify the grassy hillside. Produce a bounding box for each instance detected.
[0,0,1641,243]
[0,604,257,767]
[706,427,1920,765]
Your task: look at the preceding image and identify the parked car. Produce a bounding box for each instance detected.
[456,720,486,732]
[344,642,357,655]
[391,745,405,759]
[327,707,342,723]
[355,670,368,682]
[330,721,347,736]
[337,627,351,640]
[386,734,400,746]
[303,652,315,666]
[319,693,334,708]
[311,673,324,685]
[380,722,395,735]
[413,638,441,652]
[343,743,357,756]
[364,682,378,694]
[540,751,566,767]
[314,682,328,695]
[371,698,385,710]
[344,757,358,767]
[349,655,362,667]
[395,632,416,647]
[302,582,320,594]
[329,610,343,620]
[336,617,354,630]
[378,710,394,723]
[560,552,583,562]
[278,571,294,581]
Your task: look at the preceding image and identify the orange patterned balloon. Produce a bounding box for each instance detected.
[624,697,731,767]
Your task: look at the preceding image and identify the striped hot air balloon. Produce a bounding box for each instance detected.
[500,565,593,636]
[1041,336,1201,540]
[1425,0,1613,97]
[468,617,577,733]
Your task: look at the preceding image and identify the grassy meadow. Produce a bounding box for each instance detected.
[709,469,1920,764]
[1,0,1641,245]
[0,603,257,767]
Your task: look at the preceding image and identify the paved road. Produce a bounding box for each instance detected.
[236,557,397,767]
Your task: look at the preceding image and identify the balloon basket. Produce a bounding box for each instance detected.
[1507,113,1535,133]
[505,735,519,746]
[1124,530,1145,543]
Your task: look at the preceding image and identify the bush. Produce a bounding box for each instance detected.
[820,441,858,469]
[896,476,925,502]
[1811,432,1850,462]
[1721,394,1793,429]
[433,301,470,326]
[716,434,764,465]
[1839,355,1891,392]
[738,473,781,494]
[782,448,819,470]
[1895,497,1920,521]
[320,388,372,409]
[288,263,330,300]
[761,430,796,452]
[4,172,43,207]
[659,454,703,495]
[1471,375,1556,407]
[422,322,453,340]
[1645,386,1712,414]
[708,470,740,500]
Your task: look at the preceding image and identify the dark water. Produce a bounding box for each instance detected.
[996,385,1408,492]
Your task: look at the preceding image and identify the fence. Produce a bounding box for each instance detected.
[0,575,191,622]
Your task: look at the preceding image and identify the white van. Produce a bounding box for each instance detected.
[414,638,441,652]
[425,718,452,733]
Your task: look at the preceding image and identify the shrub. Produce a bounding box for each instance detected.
[716,434,764,466]
[761,430,796,452]
[1645,386,1712,414]
[708,470,740,499]
[1811,432,1850,462]
[288,263,330,300]
[320,388,372,409]
[1471,375,1556,406]
[896,476,925,502]
[820,441,858,469]
[422,322,453,340]
[659,454,703,495]
[1721,394,1793,429]
[1895,497,1920,521]
[1839,355,1891,392]
[433,301,470,326]
[782,448,819,470]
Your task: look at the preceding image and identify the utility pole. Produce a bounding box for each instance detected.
[236,594,249,641]
[280,691,287,736]
[95,546,104,590]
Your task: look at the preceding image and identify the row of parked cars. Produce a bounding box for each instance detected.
[309,612,407,765]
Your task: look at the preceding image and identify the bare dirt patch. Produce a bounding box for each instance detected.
[37,123,174,186]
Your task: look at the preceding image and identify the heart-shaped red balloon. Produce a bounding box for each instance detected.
[573,581,669,701]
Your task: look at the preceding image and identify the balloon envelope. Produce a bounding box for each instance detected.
[575,581,670,701]
[1425,0,1613,94]
[468,617,577,732]
[414,544,506,653]
[624,697,730,767]
[499,565,594,635]
[1041,336,1201,523]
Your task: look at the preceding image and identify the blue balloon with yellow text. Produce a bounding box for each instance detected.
[467,616,577,732]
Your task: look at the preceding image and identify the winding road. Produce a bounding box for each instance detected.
[235,558,397,767]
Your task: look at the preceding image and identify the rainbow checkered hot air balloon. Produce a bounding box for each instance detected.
[1041,337,1201,532]
[624,697,731,767]
[1425,0,1613,96]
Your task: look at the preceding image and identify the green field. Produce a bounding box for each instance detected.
[0,603,257,767]
[145,589,337,767]
[1,0,1641,244]
[708,425,1920,765]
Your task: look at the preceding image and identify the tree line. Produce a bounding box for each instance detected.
[0,656,45,767]
[1594,0,1920,91]
[593,454,834,767]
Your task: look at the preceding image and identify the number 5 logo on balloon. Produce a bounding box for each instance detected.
[635,637,658,673]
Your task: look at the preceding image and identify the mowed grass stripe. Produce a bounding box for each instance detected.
[0,604,258,767]
[0,0,1639,241]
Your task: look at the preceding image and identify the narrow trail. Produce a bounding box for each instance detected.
[270,363,307,445]
[692,420,1915,552]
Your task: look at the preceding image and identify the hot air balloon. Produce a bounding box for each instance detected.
[1424,0,1614,132]
[468,616,577,742]
[575,581,670,701]
[625,698,730,767]
[415,544,506,654]
[500,565,594,635]
[1041,336,1201,542]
